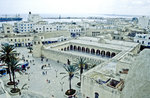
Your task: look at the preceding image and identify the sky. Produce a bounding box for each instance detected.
[0,0,150,16]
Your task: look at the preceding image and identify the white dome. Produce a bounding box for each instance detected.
[98,36,106,43]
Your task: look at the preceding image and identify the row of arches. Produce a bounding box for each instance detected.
[61,45,116,58]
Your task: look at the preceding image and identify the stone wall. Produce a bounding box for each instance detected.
[41,48,102,65]
[81,75,121,98]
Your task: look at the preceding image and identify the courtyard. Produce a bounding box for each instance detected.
[1,47,81,98]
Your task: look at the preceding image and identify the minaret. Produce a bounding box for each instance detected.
[32,36,42,58]
[28,11,32,22]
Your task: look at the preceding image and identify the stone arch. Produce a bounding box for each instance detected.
[70,45,73,50]
[82,47,85,52]
[67,46,69,50]
[101,50,105,57]
[91,48,95,54]
[34,41,36,45]
[86,48,90,53]
[78,46,81,51]
[64,47,66,51]
[106,51,111,57]
[74,45,77,51]
[111,52,116,57]
[96,50,100,55]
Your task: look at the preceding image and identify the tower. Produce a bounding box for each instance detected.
[32,36,42,57]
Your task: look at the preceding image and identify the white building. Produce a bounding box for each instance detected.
[14,21,34,33]
[138,16,149,29]
[2,23,13,34]
[28,12,42,23]
[6,34,44,47]
[134,33,150,47]
[68,25,82,37]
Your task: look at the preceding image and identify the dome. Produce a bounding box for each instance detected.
[114,31,119,34]
[105,34,112,40]
[98,36,106,43]
[33,36,41,41]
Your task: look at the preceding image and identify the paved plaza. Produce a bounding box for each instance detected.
[1,47,81,98]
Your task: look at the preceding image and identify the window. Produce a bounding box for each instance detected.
[15,39,16,42]
[39,28,41,30]
[142,41,144,44]
[95,92,99,98]
[149,37,150,39]
[10,39,13,41]
[36,28,38,30]
[137,40,139,43]
[28,39,30,41]
[148,42,150,45]
[7,31,10,33]
[7,27,10,29]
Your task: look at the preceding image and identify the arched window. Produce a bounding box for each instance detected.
[95,92,99,98]
[78,46,81,51]
[67,46,69,50]
[96,50,100,55]
[70,45,73,50]
[64,47,66,51]
[101,50,105,57]
[91,48,95,54]
[82,47,85,52]
[111,52,116,57]
[74,46,77,51]
[106,51,111,57]
[86,48,90,53]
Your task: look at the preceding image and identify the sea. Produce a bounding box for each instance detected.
[0,13,138,28]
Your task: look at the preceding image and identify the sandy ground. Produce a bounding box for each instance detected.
[1,47,81,98]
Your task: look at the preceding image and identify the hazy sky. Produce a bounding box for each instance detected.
[0,0,150,15]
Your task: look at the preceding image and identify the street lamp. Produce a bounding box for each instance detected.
[55,69,58,77]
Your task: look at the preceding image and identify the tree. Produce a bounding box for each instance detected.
[9,57,21,93]
[74,57,87,87]
[61,65,78,96]
[0,43,17,83]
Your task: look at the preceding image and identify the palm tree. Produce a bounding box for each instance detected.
[9,57,21,93]
[0,43,17,83]
[61,65,78,96]
[74,57,87,87]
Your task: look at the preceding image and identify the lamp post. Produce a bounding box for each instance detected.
[55,69,58,77]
